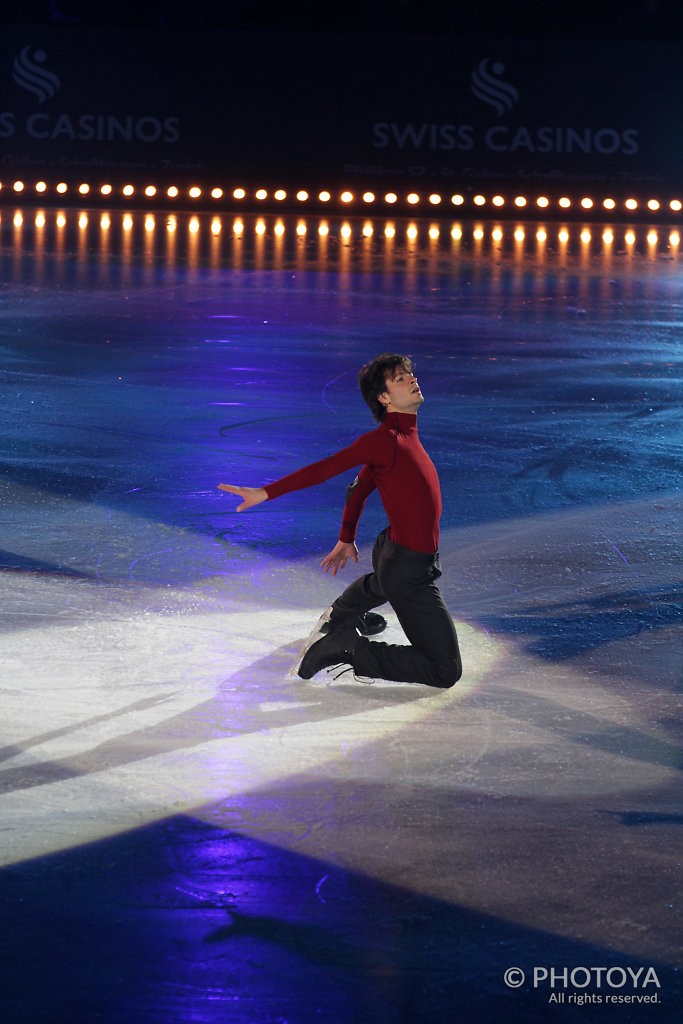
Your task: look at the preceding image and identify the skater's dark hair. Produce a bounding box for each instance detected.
[358,353,414,422]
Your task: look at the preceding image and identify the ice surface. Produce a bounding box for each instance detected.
[0,210,680,1022]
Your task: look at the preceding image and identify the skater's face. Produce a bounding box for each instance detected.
[379,366,423,415]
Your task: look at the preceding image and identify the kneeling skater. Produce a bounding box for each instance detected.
[219,352,462,688]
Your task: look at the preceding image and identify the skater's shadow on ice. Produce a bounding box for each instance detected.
[0,643,429,796]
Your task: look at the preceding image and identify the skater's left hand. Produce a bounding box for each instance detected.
[320,540,358,576]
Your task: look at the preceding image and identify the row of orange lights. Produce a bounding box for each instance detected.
[9,210,680,247]
[2,179,683,214]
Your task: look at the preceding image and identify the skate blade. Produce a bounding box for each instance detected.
[288,609,332,679]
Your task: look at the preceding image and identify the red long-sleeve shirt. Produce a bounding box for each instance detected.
[263,411,441,553]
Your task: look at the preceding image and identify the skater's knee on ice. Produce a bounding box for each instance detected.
[434,657,462,689]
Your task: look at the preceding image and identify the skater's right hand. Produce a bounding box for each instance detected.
[218,484,268,511]
[320,540,358,576]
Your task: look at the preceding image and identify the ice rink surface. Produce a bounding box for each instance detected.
[0,210,681,1022]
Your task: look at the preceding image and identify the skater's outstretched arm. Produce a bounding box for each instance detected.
[218,433,380,512]
[217,484,268,511]
[320,540,358,576]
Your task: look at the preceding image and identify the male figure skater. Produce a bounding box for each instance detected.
[219,353,462,688]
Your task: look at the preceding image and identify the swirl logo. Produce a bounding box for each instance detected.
[12,46,61,104]
[471,59,519,117]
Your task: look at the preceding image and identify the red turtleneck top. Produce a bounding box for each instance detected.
[263,411,441,553]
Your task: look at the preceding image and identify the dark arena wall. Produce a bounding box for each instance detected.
[1,25,682,202]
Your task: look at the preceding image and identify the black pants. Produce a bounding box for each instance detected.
[330,528,462,688]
